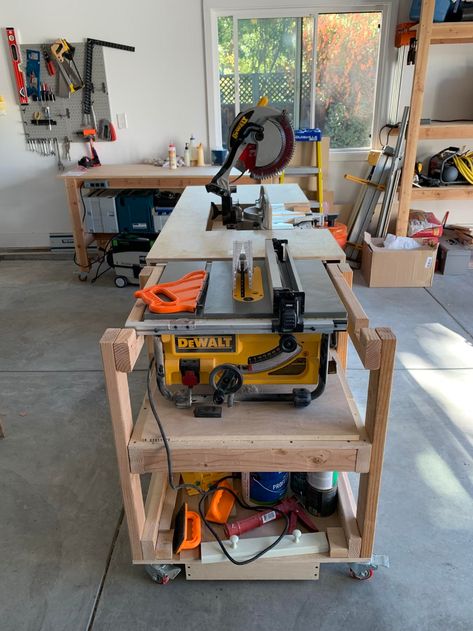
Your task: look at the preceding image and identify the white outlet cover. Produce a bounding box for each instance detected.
[117,113,128,129]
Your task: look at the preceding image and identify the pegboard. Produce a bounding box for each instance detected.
[19,42,112,143]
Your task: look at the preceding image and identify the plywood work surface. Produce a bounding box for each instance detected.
[131,372,364,449]
[146,184,345,263]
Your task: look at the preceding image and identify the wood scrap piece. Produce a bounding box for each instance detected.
[337,472,362,558]
[155,529,174,560]
[326,526,349,558]
[141,472,167,558]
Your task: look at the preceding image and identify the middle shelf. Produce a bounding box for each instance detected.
[129,369,371,475]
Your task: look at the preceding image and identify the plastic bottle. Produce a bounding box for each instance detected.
[196,142,205,167]
[183,142,191,167]
[189,134,196,167]
[168,143,177,169]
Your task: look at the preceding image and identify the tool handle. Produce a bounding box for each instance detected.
[224,509,280,537]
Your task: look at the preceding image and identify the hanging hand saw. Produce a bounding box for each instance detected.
[50,39,84,94]
[82,38,135,122]
[5,27,28,105]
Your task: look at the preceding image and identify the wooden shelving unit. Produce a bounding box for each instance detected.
[396,3,473,235]
[100,263,396,581]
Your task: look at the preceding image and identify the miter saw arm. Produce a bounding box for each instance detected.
[206,97,295,228]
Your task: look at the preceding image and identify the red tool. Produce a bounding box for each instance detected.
[78,139,101,169]
[41,45,56,76]
[6,27,28,105]
[224,496,318,538]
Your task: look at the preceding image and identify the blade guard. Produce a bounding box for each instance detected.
[135,270,207,314]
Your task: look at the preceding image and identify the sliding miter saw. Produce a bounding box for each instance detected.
[206,97,295,229]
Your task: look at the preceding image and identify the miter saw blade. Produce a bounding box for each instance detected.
[248,112,295,179]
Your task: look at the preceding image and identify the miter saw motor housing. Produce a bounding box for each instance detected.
[206,98,295,229]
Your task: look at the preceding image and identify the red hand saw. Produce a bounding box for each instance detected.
[6,27,28,105]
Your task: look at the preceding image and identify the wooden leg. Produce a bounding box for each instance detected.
[100,328,145,561]
[336,262,353,370]
[357,328,396,558]
[65,179,91,274]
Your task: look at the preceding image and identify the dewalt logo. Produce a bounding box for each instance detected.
[175,335,236,353]
[232,115,249,139]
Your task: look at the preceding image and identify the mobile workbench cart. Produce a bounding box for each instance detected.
[100,266,395,582]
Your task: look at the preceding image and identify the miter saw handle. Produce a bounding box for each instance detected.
[206,122,264,198]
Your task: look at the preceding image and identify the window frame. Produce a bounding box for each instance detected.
[203,0,399,157]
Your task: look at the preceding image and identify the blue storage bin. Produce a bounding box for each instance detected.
[409,0,454,22]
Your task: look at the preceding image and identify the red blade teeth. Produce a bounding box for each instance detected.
[249,113,295,179]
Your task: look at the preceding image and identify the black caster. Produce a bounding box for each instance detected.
[114,275,129,288]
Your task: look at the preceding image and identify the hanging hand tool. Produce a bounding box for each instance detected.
[5,27,28,104]
[82,38,135,121]
[50,39,84,94]
[78,138,101,168]
[41,45,56,76]
[98,118,117,141]
[54,138,64,171]
[63,136,71,161]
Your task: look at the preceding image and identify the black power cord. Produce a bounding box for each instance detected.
[146,358,290,565]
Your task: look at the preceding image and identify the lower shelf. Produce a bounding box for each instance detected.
[135,471,365,574]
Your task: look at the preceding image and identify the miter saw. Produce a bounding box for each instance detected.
[206,96,295,229]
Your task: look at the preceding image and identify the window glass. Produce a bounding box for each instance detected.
[315,13,382,149]
[218,16,235,147]
[217,12,382,150]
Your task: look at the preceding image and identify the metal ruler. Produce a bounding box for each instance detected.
[82,38,135,117]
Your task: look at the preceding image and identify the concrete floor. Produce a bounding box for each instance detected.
[0,261,472,631]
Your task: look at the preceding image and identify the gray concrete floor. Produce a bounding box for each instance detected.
[1,261,472,631]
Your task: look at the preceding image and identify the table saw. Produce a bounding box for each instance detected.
[131,238,347,412]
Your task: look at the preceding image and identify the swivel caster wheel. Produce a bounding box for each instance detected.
[349,566,375,581]
[145,564,181,584]
[114,275,129,288]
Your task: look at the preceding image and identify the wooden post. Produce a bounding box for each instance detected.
[356,328,396,558]
[65,178,90,273]
[396,0,436,236]
[336,262,353,369]
[100,328,145,561]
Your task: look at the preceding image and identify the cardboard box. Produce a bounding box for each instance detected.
[362,234,438,288]
[438,229,473,275]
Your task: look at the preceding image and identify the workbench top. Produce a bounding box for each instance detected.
[59,165,243,180]
[147,184,345,263]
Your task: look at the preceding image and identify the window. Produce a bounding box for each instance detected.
[214,12,383,150]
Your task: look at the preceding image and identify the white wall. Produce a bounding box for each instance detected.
[0,0,471,247]
[0,0,208,247]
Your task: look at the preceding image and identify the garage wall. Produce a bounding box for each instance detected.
[0,0,208,247]
[0,0,471,247]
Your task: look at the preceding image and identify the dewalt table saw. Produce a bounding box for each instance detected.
[131,238,347,413]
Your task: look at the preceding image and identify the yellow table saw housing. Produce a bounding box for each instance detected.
[161,332,322,387]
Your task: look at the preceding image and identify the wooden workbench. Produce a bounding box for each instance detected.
[147,184,345,263]
[60,165,255,278]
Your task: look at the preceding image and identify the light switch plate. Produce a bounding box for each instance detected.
[117,113,128,129]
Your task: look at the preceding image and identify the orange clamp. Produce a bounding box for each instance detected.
[135,270,207,314]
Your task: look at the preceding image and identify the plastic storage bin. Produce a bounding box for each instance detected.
[409,0,454,22]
